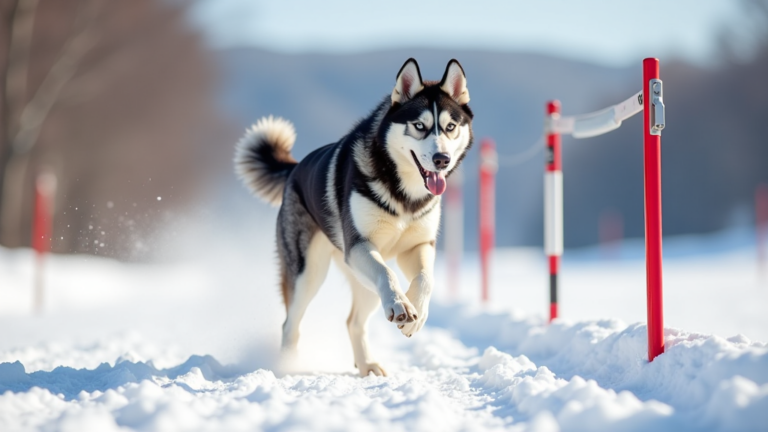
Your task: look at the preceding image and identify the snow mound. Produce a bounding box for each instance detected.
[2,305,767,431]
[428,303,768,415]
[2,241,767,431]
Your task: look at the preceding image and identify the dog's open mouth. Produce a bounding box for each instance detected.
[410,151,446,196]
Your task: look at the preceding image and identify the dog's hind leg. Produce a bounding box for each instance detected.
[334,254,386,377]
[279,228,333,351]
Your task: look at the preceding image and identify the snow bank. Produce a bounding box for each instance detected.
[2,239,767,431]
[2,306,766,431]
[427,303,768,415]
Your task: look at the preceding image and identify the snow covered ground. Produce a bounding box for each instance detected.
[1,227,767,431]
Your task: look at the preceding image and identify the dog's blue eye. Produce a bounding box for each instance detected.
[414,122,425,131]
[446,123,456,132]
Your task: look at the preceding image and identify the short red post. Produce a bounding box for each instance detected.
[32,171,56,313]
[643,58,665,361]
[479,139,497,304]
[544,100,563,322]
[757,183,768,277]
[445,168,464,299]
[599,208,624,260]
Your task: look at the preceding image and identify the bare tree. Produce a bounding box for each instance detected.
[0,0,225,258]
[1,0,100,246]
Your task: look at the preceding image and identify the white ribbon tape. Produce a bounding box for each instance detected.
[548,91,643,139]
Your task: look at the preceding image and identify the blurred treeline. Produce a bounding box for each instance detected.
[0,0,226,259]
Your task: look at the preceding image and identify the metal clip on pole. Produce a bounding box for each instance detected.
[650,79,665,135]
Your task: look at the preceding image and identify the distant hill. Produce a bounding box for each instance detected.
[211,47,768,249]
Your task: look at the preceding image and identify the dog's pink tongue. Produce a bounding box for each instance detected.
[426,171,447,195]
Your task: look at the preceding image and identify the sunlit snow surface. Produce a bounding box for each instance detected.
[1,230,767,431]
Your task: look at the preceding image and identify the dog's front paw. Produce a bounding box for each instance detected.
[398,297,428,338]
[398,277,431,337]
[382,292,418,325]
[357,362,387,377]
[398,310,427,338]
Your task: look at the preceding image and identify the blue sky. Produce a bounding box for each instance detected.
[188,0,762,67]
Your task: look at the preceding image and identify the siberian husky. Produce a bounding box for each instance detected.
[234,58,473,376]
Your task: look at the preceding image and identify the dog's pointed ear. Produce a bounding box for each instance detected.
[391,58,424,106]
[440,59,470,105]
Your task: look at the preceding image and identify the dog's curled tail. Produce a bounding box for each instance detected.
[234,116,298,206]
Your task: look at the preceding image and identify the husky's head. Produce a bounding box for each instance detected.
[380,58,473,198]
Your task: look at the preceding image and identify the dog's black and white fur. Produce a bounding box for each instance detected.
[235,58,473,376]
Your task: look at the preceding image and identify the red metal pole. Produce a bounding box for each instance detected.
[479,139,497,304]
[545,100,563,322]
[32,172,56,313]
[643,58,664,361]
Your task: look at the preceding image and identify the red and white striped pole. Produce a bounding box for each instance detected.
[479,139,497,304]
[544,101,563,322]
[32,171,56,314]
[643,58,665,361]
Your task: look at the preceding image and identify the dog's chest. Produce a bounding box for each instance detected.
[349,192,439,259]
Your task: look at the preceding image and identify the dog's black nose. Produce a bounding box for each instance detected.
[432,153,451,170]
